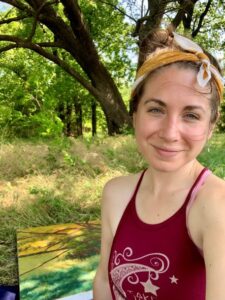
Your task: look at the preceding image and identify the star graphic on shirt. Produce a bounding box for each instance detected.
[140,278,160,296]
[170,275,179,284]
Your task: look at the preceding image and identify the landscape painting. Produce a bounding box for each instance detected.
[17,222,101,300]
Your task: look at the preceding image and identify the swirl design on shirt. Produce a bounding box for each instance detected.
[110,247,170,298]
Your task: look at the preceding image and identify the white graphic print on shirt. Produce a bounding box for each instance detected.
[110,247,175,299]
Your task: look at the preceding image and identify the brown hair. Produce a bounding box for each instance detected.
[131,29,223,124]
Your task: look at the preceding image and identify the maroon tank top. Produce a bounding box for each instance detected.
[108,168,211,300]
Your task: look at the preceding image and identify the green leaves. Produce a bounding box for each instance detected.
[0,0,224,136]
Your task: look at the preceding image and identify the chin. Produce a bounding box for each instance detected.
[147,159,190,173]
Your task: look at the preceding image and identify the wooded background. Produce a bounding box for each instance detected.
[0,0,224,137]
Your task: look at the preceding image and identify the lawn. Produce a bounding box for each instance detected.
[0,133,225,285]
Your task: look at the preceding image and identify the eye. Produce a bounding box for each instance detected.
[147,107,164,114]
[184,113,200,121]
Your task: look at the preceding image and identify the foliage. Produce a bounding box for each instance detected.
[0,1,225,134]
[0,1,136,136]
[80,0,136,84]
[0,48,64,137]
[0,134,225,284]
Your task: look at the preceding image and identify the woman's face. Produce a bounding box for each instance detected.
[133,65,214,172]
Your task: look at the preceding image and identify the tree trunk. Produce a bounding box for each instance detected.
[135,0,168,66]
[134,0,201,67]
[74,101,83,137]
[91,100,97,136]
[66,102,72,136]
[0,0,209,135]
[57,102,67,135]
[38,0,132,134]
[91,73,131,135]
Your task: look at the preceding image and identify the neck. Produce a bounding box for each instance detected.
[145,160,203,196]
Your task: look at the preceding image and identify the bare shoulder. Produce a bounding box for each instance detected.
[197,173,225,226]
[103,172,141,201]
[200,173,225,205]
[102,172,143,236]
[188,173,225,251]
[198,174,225,298]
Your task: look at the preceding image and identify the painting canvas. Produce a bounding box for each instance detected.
[17,222,101,300]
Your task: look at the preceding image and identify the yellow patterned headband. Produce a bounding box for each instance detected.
[132,32,224,100]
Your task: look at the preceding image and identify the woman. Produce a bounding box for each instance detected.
[93,30,225,300]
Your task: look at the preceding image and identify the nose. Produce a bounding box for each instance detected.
[158,116,179,142]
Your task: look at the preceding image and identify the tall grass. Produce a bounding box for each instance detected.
[0,133,224,285]
[198,133,225,178]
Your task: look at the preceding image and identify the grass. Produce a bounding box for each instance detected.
[0,134,145,285]
[198,133,225,178]
[0,133,225,285]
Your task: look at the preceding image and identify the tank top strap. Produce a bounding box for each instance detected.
[130,169,147,201]
[186,167,211,216]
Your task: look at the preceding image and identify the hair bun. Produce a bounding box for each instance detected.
[138,28,174,67]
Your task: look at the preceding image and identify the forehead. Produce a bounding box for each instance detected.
[141,65,211,105]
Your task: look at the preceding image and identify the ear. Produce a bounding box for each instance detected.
[216,111,220,123]
[207,128,213,140]
[207,123,215,140]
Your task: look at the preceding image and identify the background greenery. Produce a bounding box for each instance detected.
[0,0,225,289]
[0,134,225,285]
[0,0,224,136]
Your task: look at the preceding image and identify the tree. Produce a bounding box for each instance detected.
[0,0,223,134]
[0,0,133,134]
[0,48,65,137]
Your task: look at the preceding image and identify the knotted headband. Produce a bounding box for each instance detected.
[132,32,224,100]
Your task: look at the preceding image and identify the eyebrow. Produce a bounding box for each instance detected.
[144,99,166,107]
[144,98,206,112]
[183,105,206,113]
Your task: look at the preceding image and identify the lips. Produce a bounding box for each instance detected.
[152,145,182,157]
[154,146,181,152]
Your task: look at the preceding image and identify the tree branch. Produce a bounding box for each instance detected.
[192,0,212,37]
[26,0,59,41]
[60,0,91,38]
[0,15,29,25]
[60,0,103,64]
[28,4,80,56]
[0,0,32,12]
[0,44,17,52]
[0,35,100,99]
[27,16,38,42]
[95,0,137,22]
[36,41,64,47]
[132,16,150,37]
[141,0,144,17]
[171,0,196,30]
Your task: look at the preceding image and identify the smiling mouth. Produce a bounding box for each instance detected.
[154,146,181,152]
[152,145,183,157]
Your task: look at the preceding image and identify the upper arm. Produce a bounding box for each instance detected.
[202,190,225,300]
[93,182,115,298]
[96,174,137,278]
[96,181,115,280]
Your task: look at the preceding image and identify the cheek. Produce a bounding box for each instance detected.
[134,116,158,138]
[180,122,210,141]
